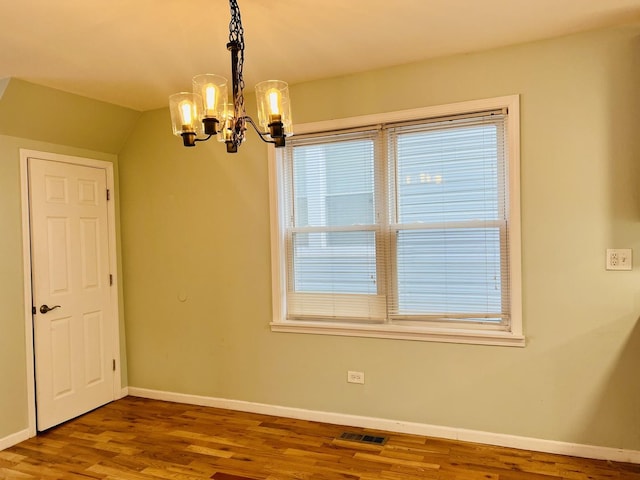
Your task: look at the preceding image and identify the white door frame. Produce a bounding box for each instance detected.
[19,149,123,436]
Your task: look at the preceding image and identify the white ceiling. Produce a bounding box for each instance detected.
[2,0,640,112]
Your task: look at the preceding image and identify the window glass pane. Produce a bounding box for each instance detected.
[292,231,377,294]
[396,125,499,224]
[293,139,375,227]
[396,228,502,316]
[326,193,372,230]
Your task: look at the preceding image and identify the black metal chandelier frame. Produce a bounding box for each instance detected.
[169,0,290,153]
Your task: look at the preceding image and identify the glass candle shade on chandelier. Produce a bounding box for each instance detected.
[169,0,293,153]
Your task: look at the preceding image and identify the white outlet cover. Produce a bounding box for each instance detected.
[606,248,632,271]
[347,370,365,384]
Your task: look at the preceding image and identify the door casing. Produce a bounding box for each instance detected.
[20,149,123,436]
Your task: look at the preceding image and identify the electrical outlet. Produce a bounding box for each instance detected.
[606,249,632,271]
[347,371,365,384]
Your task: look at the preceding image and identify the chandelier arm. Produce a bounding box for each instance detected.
[243,116,277,145]
[179,133,213,147]
[193,135,214,143]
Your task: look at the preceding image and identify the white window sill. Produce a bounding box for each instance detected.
[270,321,525,347]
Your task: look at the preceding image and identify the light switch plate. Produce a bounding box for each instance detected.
[606,249,632,271]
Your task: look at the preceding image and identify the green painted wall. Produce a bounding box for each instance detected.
[3,23,640,453]
[0,79,139,153]
[0,79,137,440]
[119,25,640,450]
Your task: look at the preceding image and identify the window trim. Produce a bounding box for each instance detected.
[268,95,523,347]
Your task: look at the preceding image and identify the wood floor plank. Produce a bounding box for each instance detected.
[1,397,638,480]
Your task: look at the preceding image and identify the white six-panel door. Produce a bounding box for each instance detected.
[28,157,115,431]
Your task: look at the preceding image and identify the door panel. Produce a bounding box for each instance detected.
[47,217,71,294]
[29,157,114,431]
[80,218,101,289]
[83,311,105,385]
[51,315,73,398]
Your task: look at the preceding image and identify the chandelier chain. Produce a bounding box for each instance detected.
[229,0,246,148]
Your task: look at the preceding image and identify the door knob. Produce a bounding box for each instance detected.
[40,304,61,314]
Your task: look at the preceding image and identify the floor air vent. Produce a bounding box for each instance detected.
[338,432,388,445]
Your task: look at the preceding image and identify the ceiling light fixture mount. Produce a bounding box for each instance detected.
[169,0,292,153]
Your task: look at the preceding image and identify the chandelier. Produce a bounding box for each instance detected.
[169,0,293,153]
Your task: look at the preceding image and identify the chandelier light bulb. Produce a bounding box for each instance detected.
[267,88,282,122]
[180,101,193,129]
[255,80,292,143]
[217,102,235,143]
[193,74,227,120]
[204,85,218,113]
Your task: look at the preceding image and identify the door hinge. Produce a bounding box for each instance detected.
[112,359,116,371]
[107,189,110,201]
[109,274,113,286]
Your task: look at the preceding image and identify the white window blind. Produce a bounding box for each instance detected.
[388,113,509,325]
[283,130,388,321]
[270,97,522,345]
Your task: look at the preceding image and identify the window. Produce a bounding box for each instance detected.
[269,96,523,346]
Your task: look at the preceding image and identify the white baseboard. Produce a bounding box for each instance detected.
[120,386,129,399]
[0,428,31,451]
[127,386,640,464]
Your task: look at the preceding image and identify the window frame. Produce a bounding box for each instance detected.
[268,95,523,347]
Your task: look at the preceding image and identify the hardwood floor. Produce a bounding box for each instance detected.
[1,397,638,479]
